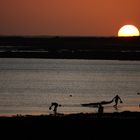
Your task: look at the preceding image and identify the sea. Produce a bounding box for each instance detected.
[0,58,140,116]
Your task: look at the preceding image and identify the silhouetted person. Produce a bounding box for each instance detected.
[113,95,123,107]
[49,102,61,115]
[98,104,104,114]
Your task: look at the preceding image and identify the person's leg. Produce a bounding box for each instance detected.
[115,99,118,105]
[113,100,117,107]
[54,107,57,115]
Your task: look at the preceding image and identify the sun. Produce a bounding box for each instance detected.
[118,25,140,37]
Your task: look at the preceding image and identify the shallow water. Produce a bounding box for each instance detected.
[0,58,140,115]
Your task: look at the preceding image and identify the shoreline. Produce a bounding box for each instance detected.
[0,110,140,118]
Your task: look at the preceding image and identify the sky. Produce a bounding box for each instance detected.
[0,0,140,36]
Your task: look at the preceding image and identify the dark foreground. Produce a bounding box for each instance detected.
[0,111,140,139]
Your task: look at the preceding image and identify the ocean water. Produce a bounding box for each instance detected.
[0,58,140,116]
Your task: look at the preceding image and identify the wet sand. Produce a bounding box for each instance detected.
[0,111,140,139]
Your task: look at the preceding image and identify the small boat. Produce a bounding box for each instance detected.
[81,99,114,107]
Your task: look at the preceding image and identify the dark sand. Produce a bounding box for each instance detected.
[0,111,140,139]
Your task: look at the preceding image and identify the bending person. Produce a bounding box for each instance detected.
[49,102,61,115]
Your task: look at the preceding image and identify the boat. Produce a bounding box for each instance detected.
[81,99,114,107]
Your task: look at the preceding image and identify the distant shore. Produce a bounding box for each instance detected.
[0,51,140,60]
[0,36,140,60]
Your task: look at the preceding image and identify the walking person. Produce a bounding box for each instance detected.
[113,95,123,107]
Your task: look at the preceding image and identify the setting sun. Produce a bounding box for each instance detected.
[118,25,140,37]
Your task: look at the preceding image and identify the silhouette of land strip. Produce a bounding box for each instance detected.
[0,36,140,60]
[0,111,140,139]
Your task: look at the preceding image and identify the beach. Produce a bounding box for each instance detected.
[1,0,140,137]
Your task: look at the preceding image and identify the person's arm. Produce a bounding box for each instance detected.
[119,97,123,103]
[112,96,115,101]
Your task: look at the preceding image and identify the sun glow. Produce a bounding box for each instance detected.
[118,25,140,37]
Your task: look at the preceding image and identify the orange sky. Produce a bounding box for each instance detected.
[0,0,140,36]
